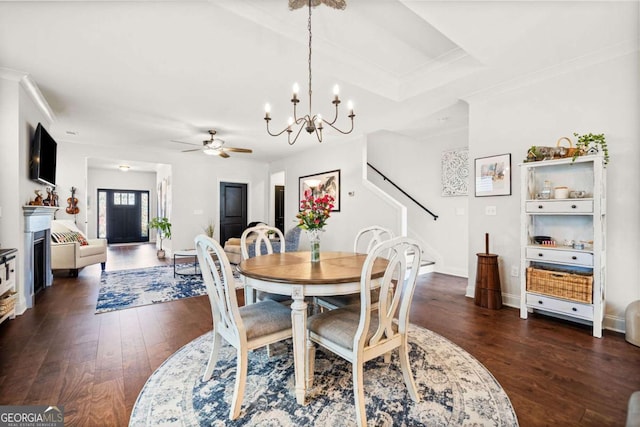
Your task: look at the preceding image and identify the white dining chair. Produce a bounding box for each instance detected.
[306,237,422,427]
[195,234,293,420]
[316,225,394,311]
[353,225,394,255]
[240,224,290,304]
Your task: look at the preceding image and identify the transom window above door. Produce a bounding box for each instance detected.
[113,192,136,206]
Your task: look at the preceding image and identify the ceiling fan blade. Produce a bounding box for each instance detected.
[223,147,253,153]
[171,139,199,146]
[219,151,230,158]
[181,148,201,153]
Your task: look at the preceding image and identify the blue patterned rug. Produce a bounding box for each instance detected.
[96,263,241,313]
[96,264,205,313]
[129,324,518,426]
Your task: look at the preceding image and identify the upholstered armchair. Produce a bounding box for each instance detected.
[50,220,107,277]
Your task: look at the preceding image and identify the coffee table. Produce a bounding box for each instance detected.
[173,249,200,277]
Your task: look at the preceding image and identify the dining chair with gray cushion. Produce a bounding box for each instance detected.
[195,235,293,420]
[306,236,422,427]
[316,225,394,310]
[240,224,291,304]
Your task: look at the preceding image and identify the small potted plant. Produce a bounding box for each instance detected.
[572,132,609,165]
[149,217,172,258]
[203,220,215,238]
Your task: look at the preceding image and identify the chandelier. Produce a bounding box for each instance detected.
[264,0,355,145]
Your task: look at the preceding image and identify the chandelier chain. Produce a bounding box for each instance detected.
[308,0,313,117]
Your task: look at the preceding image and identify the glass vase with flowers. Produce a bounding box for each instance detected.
[296,192,335,262]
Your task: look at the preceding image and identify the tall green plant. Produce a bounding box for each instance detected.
[149,217,172,250]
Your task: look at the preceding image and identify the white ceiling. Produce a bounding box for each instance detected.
[0,1,636,165]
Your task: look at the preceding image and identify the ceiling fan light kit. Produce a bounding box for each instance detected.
[177,129,252,159]
[264,0,355,145]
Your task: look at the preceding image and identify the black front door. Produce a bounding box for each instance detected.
[103,189,149,243]
[274,185,285,233]
[219,182,247,244]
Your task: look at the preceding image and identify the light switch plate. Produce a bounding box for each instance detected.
[485,206,497,215]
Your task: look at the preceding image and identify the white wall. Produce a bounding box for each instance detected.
[0,78,21,251]
[269,137,398,252]
[466,51,640,330]
[0,73,53,314]
[367,128,470,276]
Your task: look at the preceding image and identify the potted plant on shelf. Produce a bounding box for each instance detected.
[149,217,172,258]
[572,132,609,165]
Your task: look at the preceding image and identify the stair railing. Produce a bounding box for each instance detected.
[367,162,438,221]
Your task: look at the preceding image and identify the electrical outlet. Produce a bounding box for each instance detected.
[511,266,519,277]
[485,206,497,215]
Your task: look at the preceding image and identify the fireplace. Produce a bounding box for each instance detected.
[21,206,57,311]
[33,230,47,295]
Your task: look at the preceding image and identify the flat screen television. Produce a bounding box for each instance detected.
[29,123,57,187]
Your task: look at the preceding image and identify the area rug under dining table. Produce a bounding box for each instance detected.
[129,324,518,426]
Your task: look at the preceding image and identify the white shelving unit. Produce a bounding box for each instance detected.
[519,155,606,338]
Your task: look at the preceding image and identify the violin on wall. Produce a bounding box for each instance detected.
[66,186,80,215]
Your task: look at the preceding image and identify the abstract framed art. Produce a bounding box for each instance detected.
[474,153,511,197]
[298,169,340,211]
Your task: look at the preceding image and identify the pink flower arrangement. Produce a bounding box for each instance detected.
[296,193,335,231]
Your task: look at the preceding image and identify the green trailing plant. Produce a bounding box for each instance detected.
[572,132,609,165]
[149,217,172,251]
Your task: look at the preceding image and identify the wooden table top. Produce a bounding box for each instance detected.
[238,251,387,285]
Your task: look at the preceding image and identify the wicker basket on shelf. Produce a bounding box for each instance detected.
[0,291,16,317]
[556,137,577,158]
[526,267,593,303]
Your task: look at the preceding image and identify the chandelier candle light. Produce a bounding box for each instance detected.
[264,0,355,145]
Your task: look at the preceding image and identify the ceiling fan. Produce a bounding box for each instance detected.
[172,130,253,158]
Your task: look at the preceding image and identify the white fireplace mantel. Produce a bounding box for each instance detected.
[20,205,58,313]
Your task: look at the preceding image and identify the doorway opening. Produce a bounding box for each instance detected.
[98,189,150,243]
[270,170,286,234]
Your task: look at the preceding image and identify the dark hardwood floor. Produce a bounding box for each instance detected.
[0,243,638,426]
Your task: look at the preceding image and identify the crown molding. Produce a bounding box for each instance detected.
[461,38,639,105]
[0,67,56,123]
[20,74,56,123]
